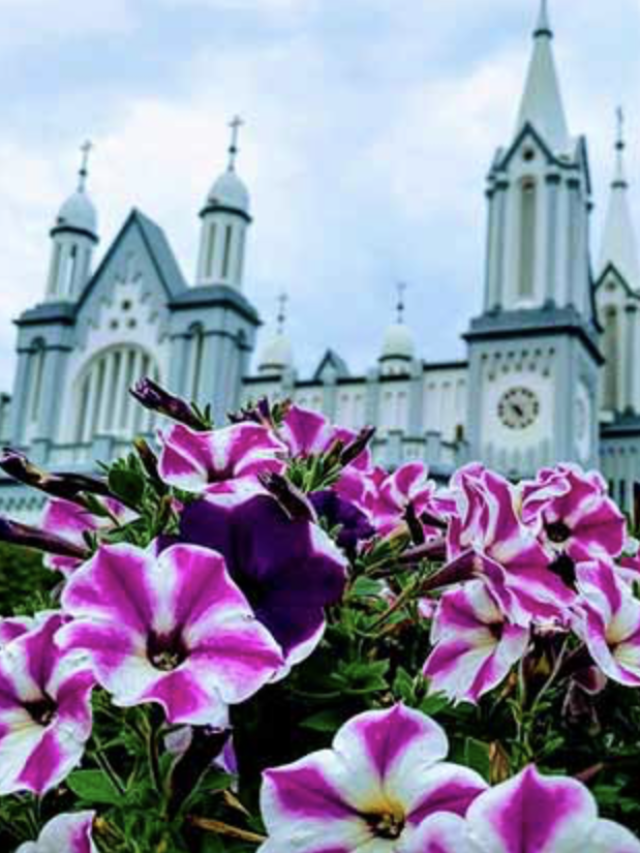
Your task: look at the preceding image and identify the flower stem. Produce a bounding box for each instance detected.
[188,816,266,844]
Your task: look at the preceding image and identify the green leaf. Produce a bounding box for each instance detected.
[67,769,124,805]
[463,737,491,780]
[108,468,145,508]
[300,708,346,733]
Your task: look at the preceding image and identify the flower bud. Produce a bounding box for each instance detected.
[167,726,231,816]
[0,448,111,501]
[258,472,317,522]
[340,426,375,467]
[130,378,209,431]
[0,516,90,560]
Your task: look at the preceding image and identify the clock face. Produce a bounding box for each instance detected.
[497,386,540,430]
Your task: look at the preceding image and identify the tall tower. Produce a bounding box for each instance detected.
[46,141,99,301]
[596,109,640,417]
[196,116,251,288]
[466,0,601,475]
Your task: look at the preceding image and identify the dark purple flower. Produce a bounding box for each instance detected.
[179,481,348,665]
[309,490,375,552]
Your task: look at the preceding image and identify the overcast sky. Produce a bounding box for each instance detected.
[0,0,639,392]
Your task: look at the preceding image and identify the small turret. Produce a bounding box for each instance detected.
[258,293,294,376]
[379,283,416,375]
[46,141,99,301]
[196,116,252,288]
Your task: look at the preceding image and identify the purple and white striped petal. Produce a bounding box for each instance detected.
[259,704,487,852]
[158,422,286,493]
[463,765,640,852]
[575,560,640,687]
[424,581,530,703]
[366,463,455,538]
[520,465,626,564]
[16,811,97,853]
[0,613,94,796]
[41,497,131,575]
[280,405,371,470]
[60,543,284,725]
[402,812,473,852]
[447,464,574,619]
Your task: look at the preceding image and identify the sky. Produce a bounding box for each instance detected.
[0,0,639,392]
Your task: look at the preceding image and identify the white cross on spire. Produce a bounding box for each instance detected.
[396,282,407,324]
[277,292,288,334]
[228,115,244,171]
[78,140,93,191]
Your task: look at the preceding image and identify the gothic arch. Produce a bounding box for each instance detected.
[73,344,160,444]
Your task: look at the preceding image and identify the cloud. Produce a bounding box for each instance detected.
[0,0,638,393]
[0,0,136,51]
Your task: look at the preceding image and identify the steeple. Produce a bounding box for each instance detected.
[515,0,570,152]
[46,141,99,301]
[599,109,640,288]
[258,293,294,375]
[380,283,415,375]
[196,116,252,288]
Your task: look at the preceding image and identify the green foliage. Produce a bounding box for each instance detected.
[0,542,56,616]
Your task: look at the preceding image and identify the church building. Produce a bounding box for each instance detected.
[1,0,639,520]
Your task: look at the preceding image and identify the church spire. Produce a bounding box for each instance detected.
[599,108,640,288]
[77,140,93,192]
[515,0,569,152]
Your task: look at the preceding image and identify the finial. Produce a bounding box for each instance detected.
[396,282,407,324]
[78,140,93,192]
[277,292,288,335]
[228,115,244,172]
[616,106,626,151]
[534,0,552,38]
[613,107,628,189]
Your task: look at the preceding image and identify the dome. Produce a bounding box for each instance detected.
[380,322,415,361]
[259,333,293,374]
[206,169,250,215]
[55,189,98,236]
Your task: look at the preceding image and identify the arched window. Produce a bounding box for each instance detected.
[221,225,233,280]
[28,339,46,429]
[205,223,217,280]
[604,306,619,411]
[74,345,160,443]
[189,325,205,403]
[518,178,537,301]
[65,244,78,298]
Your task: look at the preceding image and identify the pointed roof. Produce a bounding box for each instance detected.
[599,110,640,288]
[515,0,570,153]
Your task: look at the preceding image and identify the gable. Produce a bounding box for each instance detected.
[73,211,179,355]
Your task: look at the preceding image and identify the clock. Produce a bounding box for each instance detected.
[497,386,540,430]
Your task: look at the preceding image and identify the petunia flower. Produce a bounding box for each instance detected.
[178,480,348,666]
[0,613,94,796]
[258,703,488,852]
[59,543,284,725]
[15,811,97,853]
[157,422,286,493]
[309,489,376,553]
[445,464,574,620]
[364,462,456,538]
[520,465,626,566]
[279,405,372,471]
[0,615,40,647]
[574,560,640,687]
[423,581,529,703]
[41,497,132,575]
[405,765,640,852]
